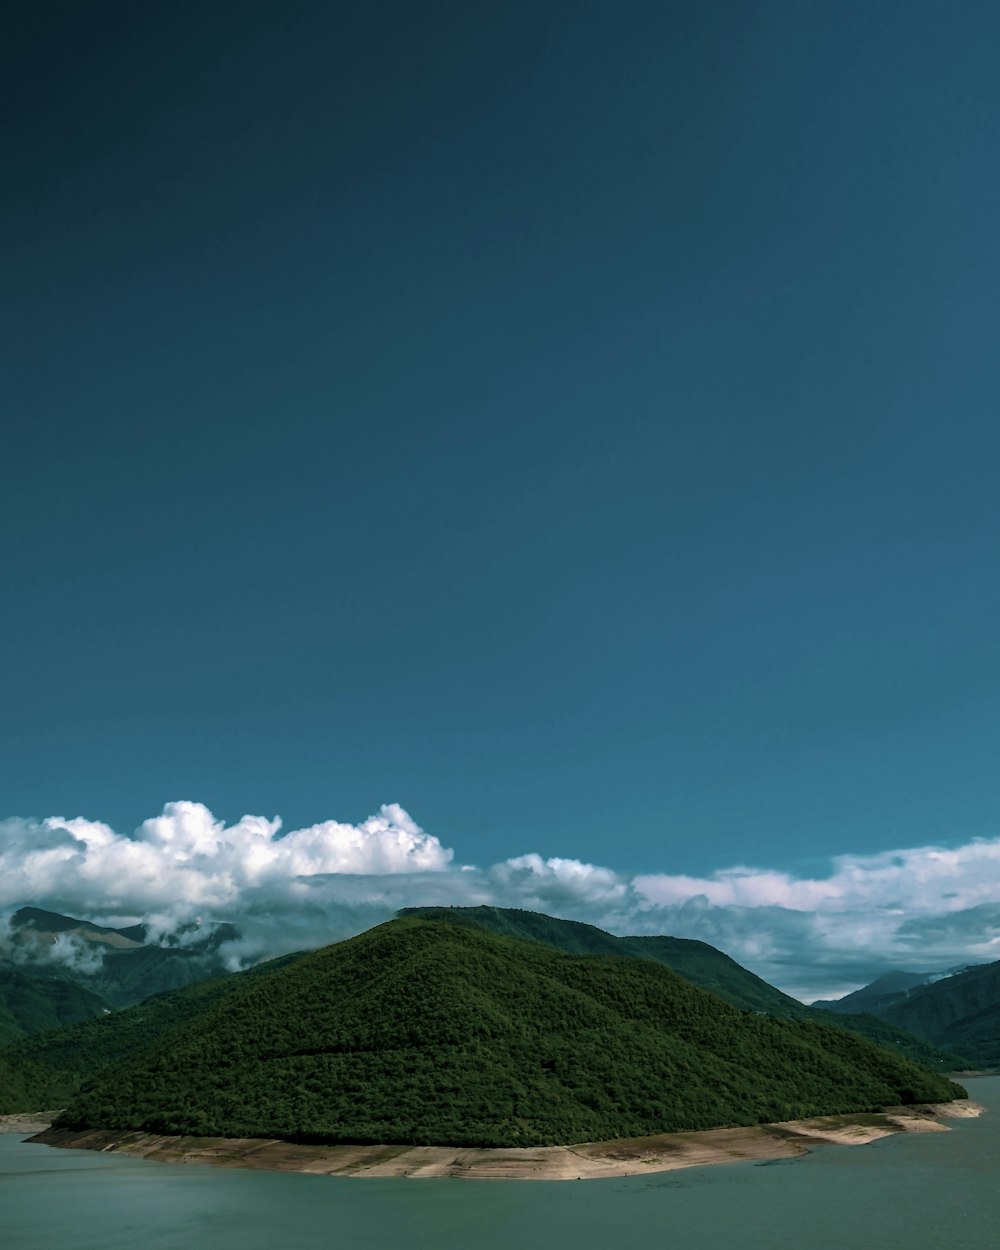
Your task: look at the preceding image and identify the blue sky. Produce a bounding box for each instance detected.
[4,2,1000,995]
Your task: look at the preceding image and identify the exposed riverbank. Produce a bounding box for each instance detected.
[0,1112,62,1135]
[27,1101,982,1180]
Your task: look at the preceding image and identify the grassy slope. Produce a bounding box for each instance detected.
[56,919,963,1147]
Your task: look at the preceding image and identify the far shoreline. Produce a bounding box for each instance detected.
[22,1100,983,1181]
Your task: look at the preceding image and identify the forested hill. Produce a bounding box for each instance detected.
[0,952,305,1113]
[879,961,1000,1067]
[399,906,803,1014]
[398,906,967,1069]
[0,967,111,1049]
[56,918,964,1148]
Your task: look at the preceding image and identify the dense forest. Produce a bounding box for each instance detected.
[0,967,111,1049]
[400,906,967,1068]
[0,953,304,1112]
[54,919,964,1148]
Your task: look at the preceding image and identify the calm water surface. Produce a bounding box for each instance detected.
[5,1077,1000,1250]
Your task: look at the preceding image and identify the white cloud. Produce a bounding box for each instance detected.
[0,802,452,919]
[3,801,1000,1002]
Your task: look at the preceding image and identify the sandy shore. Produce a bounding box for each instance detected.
[26,1101,982,1180]
[0,1112,63,1135]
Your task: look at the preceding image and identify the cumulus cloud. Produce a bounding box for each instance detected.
[0,801,452,917]
[3,801,1000,1001]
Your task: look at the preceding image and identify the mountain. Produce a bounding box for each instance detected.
[877,961,1000,1067]
[812,966,981,1016]
[0,967,111,1049]
[399,907,967,1069]
[399,906,804,1015]
[0,951,305,1112]
[52,918,963,1147]
[0,906,965,1117]
[11,907,147,949]
[6,906,240,1008]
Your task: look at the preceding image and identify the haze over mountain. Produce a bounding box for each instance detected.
[0,906,241,1037]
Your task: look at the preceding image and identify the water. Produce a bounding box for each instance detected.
[4,1078,1000,1250]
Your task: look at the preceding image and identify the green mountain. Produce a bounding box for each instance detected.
[812,966,982,1018]
[53,918,963,1147]
[399,906,967,1069]
[812,970,938,1015]
[0,907,964,1116]
[0,952,304,1113]
[399,906,803,1015]
[0,967,111,1049]
[878,961,1000,1067]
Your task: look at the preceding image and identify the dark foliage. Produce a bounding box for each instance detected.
[399,907,968,1069]
[54,919,964,1146]
[0,968,111,1049]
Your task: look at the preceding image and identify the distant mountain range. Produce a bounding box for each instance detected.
[813,962,1000,1067]
[812,966,981,1016]
[0,906,239,1046]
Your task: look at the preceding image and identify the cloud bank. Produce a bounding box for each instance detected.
[3,801,1000,1001]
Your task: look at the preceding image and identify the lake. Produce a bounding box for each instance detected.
[5,1077,1000,1250]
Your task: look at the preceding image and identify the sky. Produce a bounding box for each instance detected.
[3,1,1000,1000]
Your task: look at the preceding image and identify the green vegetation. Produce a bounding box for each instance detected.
[54,919,964,1147]
[399,907,968,1069]
[880,962,1000,1067]
[0,967,111,1049]
[84,944,233,1007]
[400,906,804,1015]
[0,953,304,1112]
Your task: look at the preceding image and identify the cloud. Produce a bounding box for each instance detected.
[3,801,1000,1001]
[629,840,1000,997]
[0,801,452,918]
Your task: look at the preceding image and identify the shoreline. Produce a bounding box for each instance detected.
[0,1112,62,1135]
[24,1101,983,1181]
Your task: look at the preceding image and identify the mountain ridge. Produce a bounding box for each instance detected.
[398,906,968,1069]
[49,917,964,1147]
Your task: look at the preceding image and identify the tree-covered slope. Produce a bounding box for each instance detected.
[880,961,1000,1067]
[0,967,111,1049]
[0,953,305,1113]
[813,970,938,1015]
[56,919,964,1147]
[399,907,966,1069]
[399,906,804,1015]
